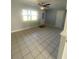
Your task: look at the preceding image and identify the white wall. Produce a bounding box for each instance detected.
[57,36,66,59]
[55,10,66,29]
[57,17,67,59]
[46,9,56,27]
[62,42,67,59]
[11,1,42,32]
[46,9,66,29]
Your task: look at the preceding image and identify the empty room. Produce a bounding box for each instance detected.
[11,0,67,59]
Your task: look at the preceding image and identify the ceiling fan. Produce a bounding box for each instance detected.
[38,2,51,7]
[33,0,51,10]
[34,0,50,10]
[38,2,51,10]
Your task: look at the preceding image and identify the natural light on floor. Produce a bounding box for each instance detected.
[22,9,38,21]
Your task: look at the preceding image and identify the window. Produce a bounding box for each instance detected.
[22,9,38,21]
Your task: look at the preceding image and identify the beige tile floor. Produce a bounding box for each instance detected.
[11,27,61,59]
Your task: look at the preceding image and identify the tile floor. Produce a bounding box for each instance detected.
[11,27,61,59]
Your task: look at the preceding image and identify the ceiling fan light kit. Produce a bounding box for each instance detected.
[40,6,47,10]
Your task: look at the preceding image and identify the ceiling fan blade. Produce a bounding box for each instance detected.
[38,3,50,6]
[45,4,51,5]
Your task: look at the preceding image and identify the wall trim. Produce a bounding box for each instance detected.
[11,25,39,33]
[11,28,28,33]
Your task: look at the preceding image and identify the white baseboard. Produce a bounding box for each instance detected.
[11,25,39,33]
[11,28,28,33]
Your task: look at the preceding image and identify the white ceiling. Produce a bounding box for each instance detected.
[12,0,67,9]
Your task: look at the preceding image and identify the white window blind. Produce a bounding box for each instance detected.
[22,9,38,21]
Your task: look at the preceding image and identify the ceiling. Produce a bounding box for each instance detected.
[12,0,67,9]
